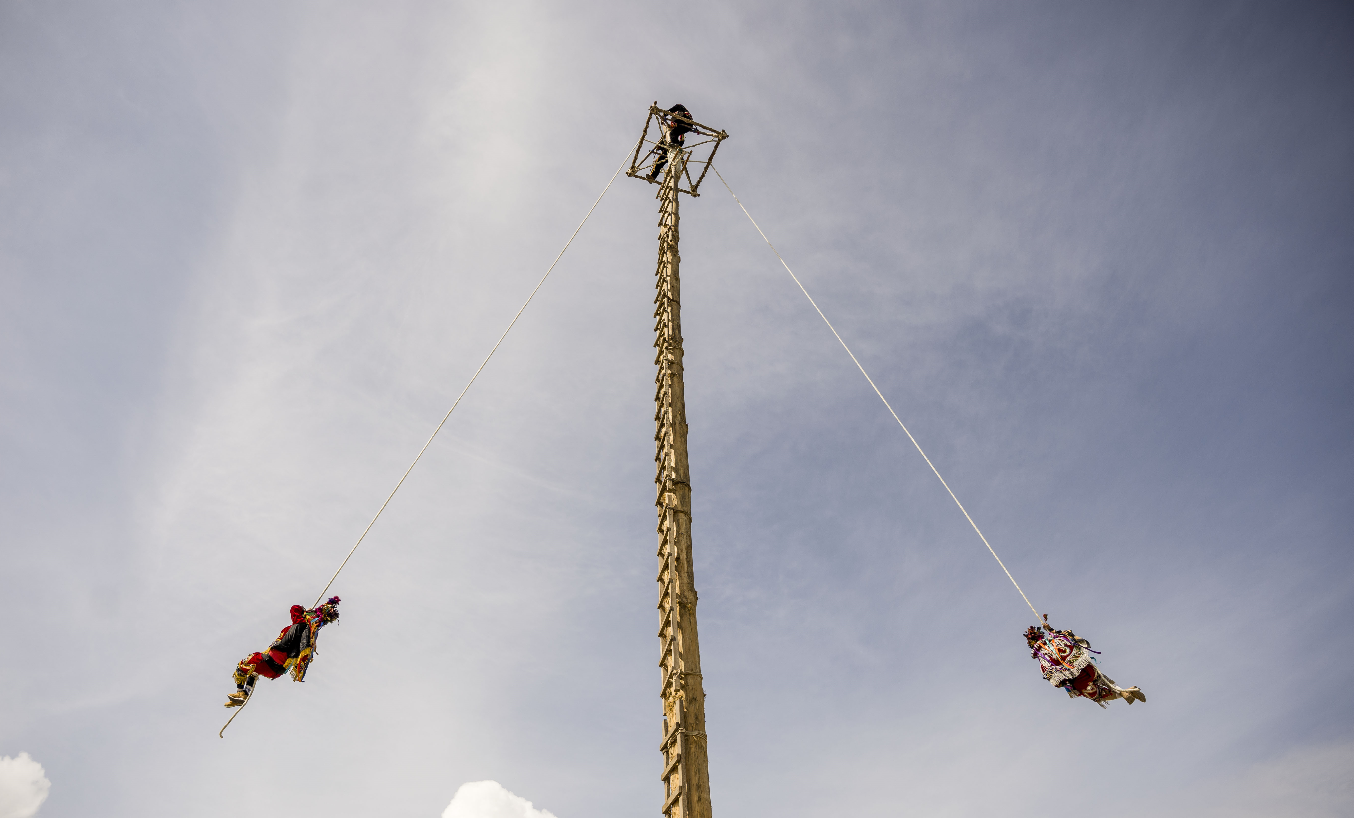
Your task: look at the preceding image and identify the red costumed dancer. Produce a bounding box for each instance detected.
[1027,617,1144,708]
[225,596,341,707]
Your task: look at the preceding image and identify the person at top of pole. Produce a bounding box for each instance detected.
[225,596,341,707]
[647,104,694,181]
[1025,616,1144,707]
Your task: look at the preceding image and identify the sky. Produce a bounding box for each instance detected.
[2,1,1352,816]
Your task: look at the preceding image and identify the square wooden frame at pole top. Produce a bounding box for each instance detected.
[627,103,729,196]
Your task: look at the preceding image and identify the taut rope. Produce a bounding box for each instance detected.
[312,151,631,606]
[713,167,1041,621]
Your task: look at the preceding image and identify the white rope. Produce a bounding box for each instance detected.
[712,167,1041,621]
[218,685,253,738]
[313,151,631,606]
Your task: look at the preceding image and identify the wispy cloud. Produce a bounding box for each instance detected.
[1117,742,1354,818]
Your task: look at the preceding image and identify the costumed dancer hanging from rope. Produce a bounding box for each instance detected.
[1026,615,1144,707]
[225,596,341,708]
[712,167,1149,708]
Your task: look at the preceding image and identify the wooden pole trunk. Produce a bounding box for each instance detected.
[653,142,713,818]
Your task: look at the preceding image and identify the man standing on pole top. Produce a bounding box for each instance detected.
[647,104,694,181]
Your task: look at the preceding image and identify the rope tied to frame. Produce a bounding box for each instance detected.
[711,166,1041,622]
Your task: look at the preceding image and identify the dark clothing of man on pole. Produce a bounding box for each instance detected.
[647,104,694,181]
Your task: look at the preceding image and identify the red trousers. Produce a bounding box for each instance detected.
[242,649,289,679]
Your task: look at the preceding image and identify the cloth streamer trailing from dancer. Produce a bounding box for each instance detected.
[226,596,341,707]
[1026,616,1144,708]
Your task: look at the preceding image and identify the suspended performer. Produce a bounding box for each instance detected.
[1026,616,1144,708]
[647,104,695,181]
[225,596,341,707]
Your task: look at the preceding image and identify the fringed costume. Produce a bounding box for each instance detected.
[1026,618,1144,708]
[226,596,341,707]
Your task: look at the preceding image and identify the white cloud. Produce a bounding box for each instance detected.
[441,781,558,818]
[0,753,51,818]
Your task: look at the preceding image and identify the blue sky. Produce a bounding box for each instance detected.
[2,2,1351,816]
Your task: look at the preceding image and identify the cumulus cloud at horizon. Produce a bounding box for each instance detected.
[0,753,50,818]
[443,781,558,818]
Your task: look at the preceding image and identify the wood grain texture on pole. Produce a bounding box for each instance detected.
[651,140,713,818]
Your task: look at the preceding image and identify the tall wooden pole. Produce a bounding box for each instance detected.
[653,141,713,818]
